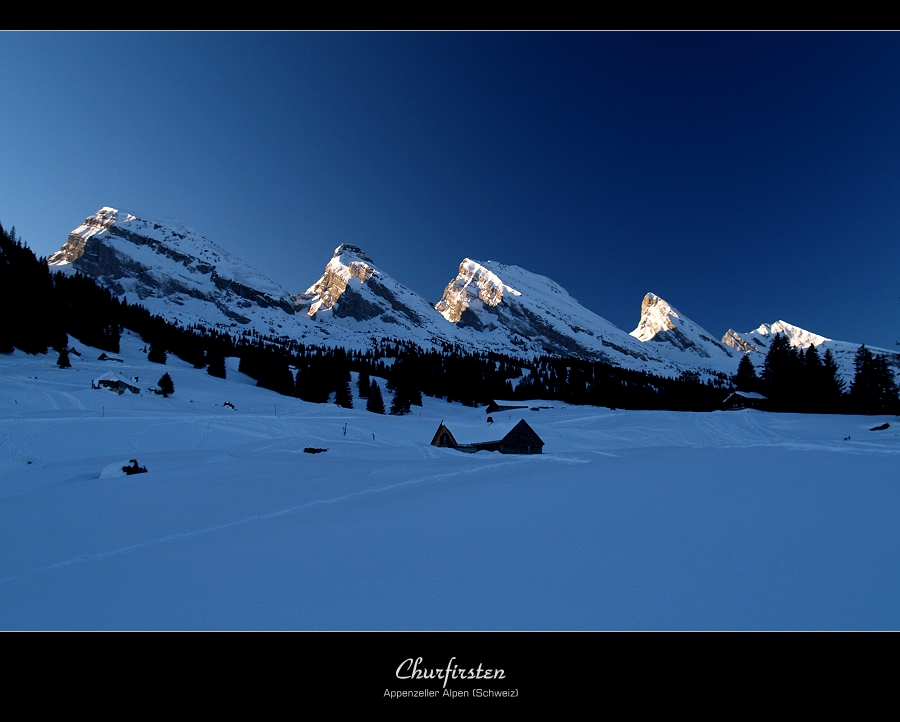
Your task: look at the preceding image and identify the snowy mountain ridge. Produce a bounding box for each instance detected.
[435,258,522,323]
[434,258,691,373]
[45,207,897,382]
[48,207,295,333]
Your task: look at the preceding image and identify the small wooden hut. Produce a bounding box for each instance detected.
[92,372,141,395]
[430,422,459,449]
[723,391,767,410]
[430,419,544,455]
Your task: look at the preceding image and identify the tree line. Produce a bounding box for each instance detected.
[732,333,898,414]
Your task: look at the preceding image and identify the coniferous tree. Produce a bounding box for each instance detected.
[158,373,174,397]
[850,345,875,414]
[801,344,824,412]
[357,370,370,399]
[56,348,71,369]
[99,323,121,353]
[294,364,314,402]
[389,386,412,415]
[851,345,899,414]
[148,341,167,364]
[334,379,353,409]
[366,378,385,414]
[762,333,800,411]
[256,354,294,396]
[733,354,758,392]
[207,353,227,379]
[821,349,846,411]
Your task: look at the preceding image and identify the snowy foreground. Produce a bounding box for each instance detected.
[1,334,898,630]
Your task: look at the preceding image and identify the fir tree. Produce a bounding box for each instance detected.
[389,386,412,415]
[801,344,824,412]
[357,370,370,399]
[56,348,71,369]
[366,378,385,414]
[148,342,167,364]
[851,346,899,414]
[158,373,174,397]
[822,348,846,409]
[256,355,294,396]
[207,353,227,379]
[762,333,800,411]
[334,379,353,409]
[733,354,758,392]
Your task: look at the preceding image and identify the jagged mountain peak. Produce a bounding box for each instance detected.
[630,292,735,366]
[631,293,682,340]
[333,243,374,264]
[435,259,522,323]
[295,244,446,340]
[721,321,829,355]
[302,246,379,317]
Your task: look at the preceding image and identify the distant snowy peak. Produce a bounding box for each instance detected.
[722,320,900,381]
[722,321,829,355]
[630,293,735,364]
[48,207,296,328]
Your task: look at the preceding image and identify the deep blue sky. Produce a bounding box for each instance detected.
[2,33,899,349]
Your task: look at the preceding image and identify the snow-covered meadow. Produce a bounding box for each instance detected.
[1,333,898,630]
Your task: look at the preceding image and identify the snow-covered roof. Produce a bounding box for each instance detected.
[452,419,543,446]
[727,391,766,400]
[93,372,140,387]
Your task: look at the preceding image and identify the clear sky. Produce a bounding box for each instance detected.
[2,32,898,350]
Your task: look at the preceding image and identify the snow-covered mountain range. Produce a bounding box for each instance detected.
[48,207,899,381]
[722,321,900,382]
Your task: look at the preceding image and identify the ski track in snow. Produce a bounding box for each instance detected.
[0,457,529,588]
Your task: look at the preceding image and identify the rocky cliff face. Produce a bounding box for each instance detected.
[303,245,377,317]
[435,259,515,324]
[433,259,712,373]
[49,207,296,330]
[294,244,449,336]
[630,293,735,368]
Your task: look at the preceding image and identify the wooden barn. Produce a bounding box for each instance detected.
[92,372,141,396]
[723,391,767,410]
[431,419,544,455]
[430,423,459,449]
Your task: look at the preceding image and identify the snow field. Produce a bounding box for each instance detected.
[1,333,898,629]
